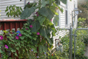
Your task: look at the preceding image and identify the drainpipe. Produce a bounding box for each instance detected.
[24,0,26,6]
[69,25,73,59]
[34,0,35,3]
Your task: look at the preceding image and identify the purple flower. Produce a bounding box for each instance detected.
[44,52,46,54]
[51,19,52,21]
[28,2,30,4]
[37,32,40,35]
[37,56,39,58]
[29,25,33,28]
[37,14,39,16]
[36,12,39,16]
[26,28,28,30]
[15,36,19,40]
[0,35,3,40]
[5,45,8,49]
[36,12,38,14]
[31,49,33,51]
[19,33,22,36]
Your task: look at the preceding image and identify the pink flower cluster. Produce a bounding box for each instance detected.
[5,45,8,49]
[28,2,30,4]
[51,19,52,21]
[26,28,28,30]
[0,35,8,49]
[0,35,3,40]
[15,36,19,40]
[37,32,40,35]
[15,34,22,40]
[29,25,33,28]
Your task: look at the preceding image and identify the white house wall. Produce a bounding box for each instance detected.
[67,0,78,28]
[67,0,74,27]
[53,0,78,49]
[59,0,77,28]
[59,5,66,28]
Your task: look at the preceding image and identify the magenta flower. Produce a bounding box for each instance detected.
[28,2,30,4]
[36,12,39,16]
[15,36,19,40]
[37,14,39,16]
[5,45,8,49]
[36,12,38,14]
[19,33,22,36]
[26,28,28,30]
[29,25,33,28]
[51,19,52,21]
[0,35,3,40]
[37,32,40,35]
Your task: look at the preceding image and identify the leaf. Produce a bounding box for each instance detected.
[0,49,3,53]
[39,45,43,53]
[20,7,36,19]
[55,0,60,5]
[11,49,16,52]
[41,0,49,7]
[42,45,47,52]
[38,7,54,20]
[3,30,8,34]
[16,47,19,50]
[36,16,46,25]
[53,15,59,26]
[16,43,20,46]
[15,53,18,56]
[20,36,25,40]
[40,28,53,45]
[31,21,41,33]
[60,0,67,4]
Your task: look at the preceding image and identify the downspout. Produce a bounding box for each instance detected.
[24,0,26,6]
[67,0,69,27]
[74,0,78,28]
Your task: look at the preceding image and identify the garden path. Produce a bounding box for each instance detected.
[84,46,88,57]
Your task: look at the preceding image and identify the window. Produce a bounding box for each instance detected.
[65,10,68,25]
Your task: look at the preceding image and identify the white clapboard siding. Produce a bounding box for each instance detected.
[0,0,24,19]
[59,2,66,28]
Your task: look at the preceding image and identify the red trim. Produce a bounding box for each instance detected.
[0,19,27,22]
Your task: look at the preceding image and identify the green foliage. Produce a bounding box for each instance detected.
[2,0,68,58]
[60,0,67,4]
[38,7,54,20]
[59,30,88,59]
[78,17,87,28]
[55,0,67,5]
[76,30,88,46]
[24,2,37,9]
[5,5,22,17]
[20,0,66,19]
[53,15,59,26]
[78,0,88,25]
[20,7,36,19]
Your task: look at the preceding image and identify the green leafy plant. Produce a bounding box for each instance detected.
[1,0,68,58]
[78,17,87,28]
[5,5,22,17]
[59,30,88,59]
